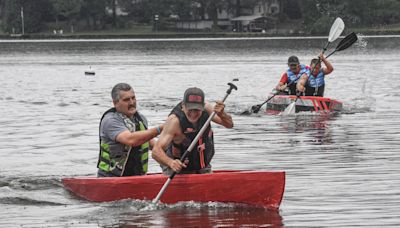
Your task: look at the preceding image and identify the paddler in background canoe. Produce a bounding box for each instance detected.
[97,83,164,177]
[152,87,234,175]
[296,53,334,97]
[275,55,309,95]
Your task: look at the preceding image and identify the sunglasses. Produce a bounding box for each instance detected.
[289,64,299,67]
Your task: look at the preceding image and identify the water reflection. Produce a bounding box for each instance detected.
[278,113,337,145]
[1,37,400,227]
[115,206,283,228]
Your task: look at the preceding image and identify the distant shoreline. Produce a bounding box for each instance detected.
[1,32,324,40]
[1,33,399,42]
[1,29,400,40]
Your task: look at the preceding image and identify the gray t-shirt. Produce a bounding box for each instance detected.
[100,111,148,157]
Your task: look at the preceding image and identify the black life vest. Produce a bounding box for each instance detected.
[167,102,215,171]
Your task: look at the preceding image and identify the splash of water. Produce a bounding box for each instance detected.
[355,33,368,48]
[108,199,240,212]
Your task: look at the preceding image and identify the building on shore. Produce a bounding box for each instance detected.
[175,0,280,33]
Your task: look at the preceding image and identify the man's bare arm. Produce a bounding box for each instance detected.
[205,101,233,128]
[152,116,186,172]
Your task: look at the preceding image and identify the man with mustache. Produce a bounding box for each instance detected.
[97,83,163,177]
[152,87,233,175]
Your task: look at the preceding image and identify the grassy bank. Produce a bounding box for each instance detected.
[1,31,279,39]
[2,25,400,39]
[352,23,400,35]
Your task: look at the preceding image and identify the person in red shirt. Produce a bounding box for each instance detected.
[275,56,309,95]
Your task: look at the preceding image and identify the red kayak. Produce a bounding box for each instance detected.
[266,94,342,114]
[62,170,285,210]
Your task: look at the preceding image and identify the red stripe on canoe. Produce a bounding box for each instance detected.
[266,95,343,113]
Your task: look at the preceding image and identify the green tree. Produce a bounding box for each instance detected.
[280,0,302,19]
[2,0,52,34]
[168,0,193,20]
[300,0,348,35]
[50,0,82,33]
[80,0,107,30]
[346,0,400,26]
[299,0,400,33]
[119,0,160,23]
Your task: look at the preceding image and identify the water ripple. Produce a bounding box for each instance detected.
[1,37,400,227]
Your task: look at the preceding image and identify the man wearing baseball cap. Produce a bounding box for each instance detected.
[275,55,309,95]
[152,87,233,175]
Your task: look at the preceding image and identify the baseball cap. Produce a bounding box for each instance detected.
[288,55,299,65]
[183,87,205,110]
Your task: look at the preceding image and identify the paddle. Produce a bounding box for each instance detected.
[152,82,238,204]
[282,18,345,115]
[245,18,344,116]
[282,32,358,115]
[249,93,278,114]
[244,80,296,115]
[326,32,358,58]
[322,17,345,54]
[281,94,301,115]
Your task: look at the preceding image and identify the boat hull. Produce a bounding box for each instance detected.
[266,95,342,114]
[62,170,285,210]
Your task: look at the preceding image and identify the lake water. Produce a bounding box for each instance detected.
[1,35,400,227]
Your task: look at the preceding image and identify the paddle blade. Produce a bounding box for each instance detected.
[240,110,251,115]
[282,101,296,115]
[328,18,345,42]
[252,104,262,113]
[240,105,260,115]
[336,32,358,51]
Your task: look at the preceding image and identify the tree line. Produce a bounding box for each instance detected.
[1,0,400,34]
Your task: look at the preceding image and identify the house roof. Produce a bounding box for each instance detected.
[230,15,265,21]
